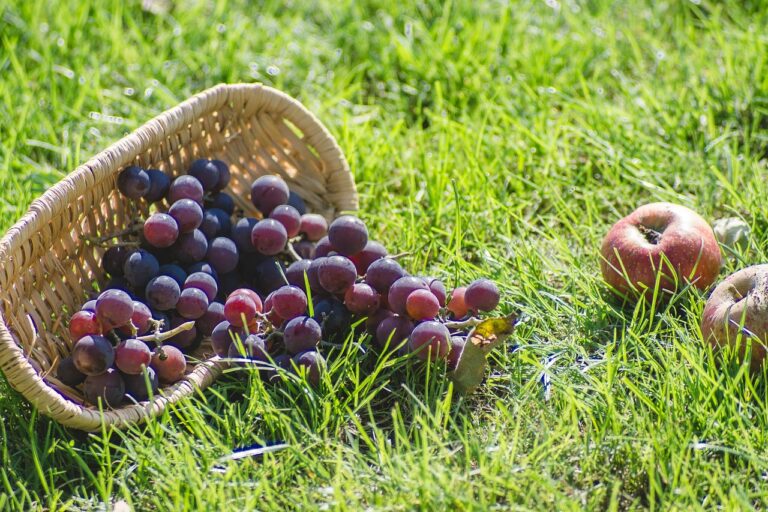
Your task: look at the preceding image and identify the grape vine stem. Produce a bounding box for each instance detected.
[137,320,195,343]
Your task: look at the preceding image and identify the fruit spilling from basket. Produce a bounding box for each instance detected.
[56,159,507,408]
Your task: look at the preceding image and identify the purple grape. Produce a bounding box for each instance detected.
[187,261,218,280]
[306,258,326,295]
[251,219,288,256]
[174,229,208,264]
[427,278,447,307]
[366,309,394,335]
[252,258,287,296]
[95,289,135,330]
[102,246,135,277]
[344,283,380,315]
[117,166,150,199]
[115,338,152,374]
[176,287,209,319]
[81,300,97,313]
[145,169,170,202]
[145,275,180,311]
[287,191,307,215]
[464,279,500,312]
[232,217,259,254]
[72,335,115,376]
[196,301,225,336]
[271,285,308,320]
[228,334,269,365]
[143,212,179,248]
[200,208,232,239]
[159,264,187,287]
[328,215,368,256]
[292,350,325,387]
[286,259,312,289]
[123,249,160,289]
[312,298,351,342]
[168,175,204,204]
[351,241,387,275]
[317,255,357,294]
[388,276,429,315]
[299,214,328,242]
[125,301,152,336]
[269,205,301,238]
[184,272,218,301]
[57,356,86,386]
[314,236,333,257]
[123,367,158,401]
[283,316,322,354]
[83,368,125,407]
[169,198,203,233]
[408,321,451,361]
[188,159,220,191]
[211,160,230,192]
[206,192,235,215]
[211,320,236,357]
[293,240,315,259]
[375,315,414,348]
[206,237,239,274]
[250,175,289,215]
[447,336,465,371]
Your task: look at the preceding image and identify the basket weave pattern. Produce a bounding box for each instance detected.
[0,83,356,431]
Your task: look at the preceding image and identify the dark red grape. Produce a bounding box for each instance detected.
[464,279,500,312]
[197,301,225,336]
[250,175,289,215]
[117,166,150,199]
[83,368,125,407]
[166,314,200,350]
[102,246,135,277]
[206,192,235,215]
[388,276,429,315]
[115,338,152,374]
[427,278,447,307]
[159,264,187,287]
[168,175,204,204]
[211,160,230,192]
[145,275,180,311]
[206,237,239,274]
[344,283,380,315]
[176,288,209,319]
[269,205,301,238]
[174,229,208,263]
[169,198,203,233]
[229,288,263,310]
[251,219,287,256]
[151,345,187,383]
[95,289,134,330]
[447,287,469,318]
[293,240,315,259]
[228,334,269,365]
[306,258,326,295]
[57,356,86,386]
[224,293,258,328]
[312,298,351,342]
[447,336,465,371]
[299,214,328,242]
[143,212,179,248]
[328,215,368,256]
[408,321,450,361]
[123,300,152,336]
[252,257,288,295]
[283,316,321,354]
[211,320,236,357]
[263,292,284,325]
[292,350,325,387]
[405,289,440,320]
[365,309,394,335]
[187,261,218,280]
[69,310,102,342]
[200,208,232,239]
[81,299,97,312]
[286,259,312,289]
[184,272,218,301]
[350,241,387,275]
[145,169,170,202]
[123,366,158,401]
[375,315,414,348]
[271,285,308,320]
[232,217,259,254]
[123,249,160,289]
[188,159,220,191]
[318,255,356,294]
[287,191,307,215]
[314,236,333,257]
[365,258,407,294]
[72,335,115,375]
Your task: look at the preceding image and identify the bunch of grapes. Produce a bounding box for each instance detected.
[58,159,501,408]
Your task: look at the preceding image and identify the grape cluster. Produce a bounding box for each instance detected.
[59,159,501,408]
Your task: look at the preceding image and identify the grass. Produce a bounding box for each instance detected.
[2,0,768,509]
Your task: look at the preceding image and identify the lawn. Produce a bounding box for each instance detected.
[2,0,768,509]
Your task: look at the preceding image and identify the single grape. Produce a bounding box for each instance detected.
[168,175,204,204]
[81,299,97,312]
[120,300,152,336]
[205,192,235,215]
[251,219,288,256]
[184,272,218,301]
[228,334,269,366]
[72,335,115,376]
[95,289,135,330]
[292,350,325,387]
[306,258,326,295]
[188,159,220,191]
[174,229,208,264]
[211,320,237,357]
[271,285,308,320]
[159,264,187,287]
[166,314,200,350]
[232,217,259,254]
[314,236,333,258]
[408,321,451,361]
[69,310,102,342]
[145,169,171,202]
[102,246,135,277]
[145,275,181,311]
[375,315,414,348]
[169,198,203,233]
[365,308,394,335]
[151,345,187,383]
[365,258,407,294]
[197,301,225,336]
[447,336,465,371]
[344,283,380,315]
[200,208,232,239]
[115,338,152,374]
[143,212,179,248]
[293,240,315,259]
[426,278,447,307]
[250,175,289,215]
[123,366,159,401]
[252,258,288,296]
[229,288,263,309]
[287,191,307,215]
[312,298,351,342]
[464,279,500,312]
[123,249,160,290]
[187,261,218,280]
[83,369,125,407]
[269,205,301,238]
[318,255,357,294]
[57,356,86,386]
[117,166,150,199]
[299,214,328,242]
[263,291,284,325]
[286,259,312,289]
[405,289,440,320]
[211,160,230,192]
[176,288,209,320]
[350,241,387,275]
[388,276,429,316]
[206,237,239,274]
[328,215,368,256]
[283,316,322,354]
[224,294,258,328]
[447,287,469,318]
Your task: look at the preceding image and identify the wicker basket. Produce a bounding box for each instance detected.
[0,83,357,431]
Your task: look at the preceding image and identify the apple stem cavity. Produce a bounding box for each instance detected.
[638,224,663,245]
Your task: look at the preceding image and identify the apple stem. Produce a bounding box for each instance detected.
[639,225,662,244]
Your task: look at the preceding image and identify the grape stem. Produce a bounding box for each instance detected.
[443,316,483,330]
[137,320,195,343]
[86,222,143,246]
[387,252,411,260]
[284,242,303,263]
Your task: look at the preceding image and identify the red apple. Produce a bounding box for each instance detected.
[600,202,721,300]
[701,265,768,369]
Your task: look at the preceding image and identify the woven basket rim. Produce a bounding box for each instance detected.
[0,83,356,431]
